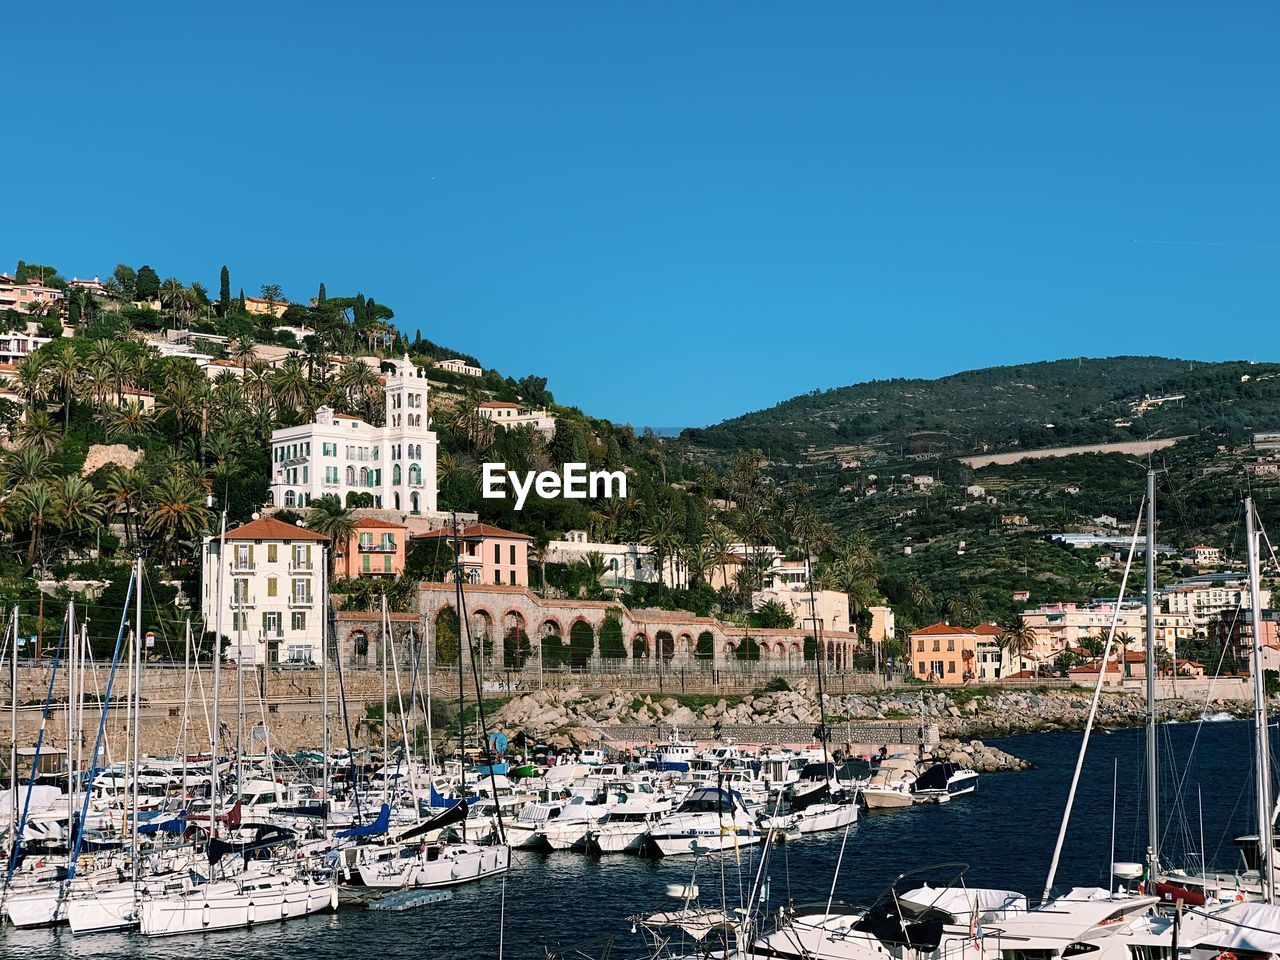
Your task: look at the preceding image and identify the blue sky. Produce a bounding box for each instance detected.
[3,3,1277,428]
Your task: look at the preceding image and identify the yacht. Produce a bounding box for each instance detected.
[649,785,761,856]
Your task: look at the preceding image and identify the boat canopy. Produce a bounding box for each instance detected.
[336,802,391,840]
[899,885,1027,921]
[1190,902,1280,955]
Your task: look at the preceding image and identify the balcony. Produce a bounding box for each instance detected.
[230,595,256,609]
[358,543,396,553]
[231,559,256,572]
[288,594,314,609]
[288,560,314,574]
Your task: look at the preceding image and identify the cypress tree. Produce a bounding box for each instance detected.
[237,288,246,313]
[14,261,27,283]
[317,282,326,303]
[219,265,230,316]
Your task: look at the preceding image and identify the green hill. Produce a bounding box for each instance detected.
[683,357,1280,462]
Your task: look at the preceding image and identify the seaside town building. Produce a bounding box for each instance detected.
[337,517,407,579]
[909,622,1006,684]
[477,400,556,440]
[436,358,482,377]
[543,530,670,587]
[201,517,329,665]
[267,355,438,516]
[414,523,532,586]
[0,276,64,314]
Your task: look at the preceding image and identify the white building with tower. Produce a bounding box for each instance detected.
[267,355,439,516]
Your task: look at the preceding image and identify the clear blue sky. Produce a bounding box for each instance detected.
[4,3,1278,428]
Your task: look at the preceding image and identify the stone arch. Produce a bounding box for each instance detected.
[470,608,495,665]
[351,629,369,663]
[655,630,675,662]
[695,631,716,661]
[569,620,595,668]
[540,617,569,667]
[503,610,530,669]
[631,632,649,660]
[677,632,694,656]
[434,606,459,664]
[599,612,625,660]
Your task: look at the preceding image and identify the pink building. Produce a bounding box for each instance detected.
[339,517,407,579]
[414,522,531,586]
[0,276,64,314]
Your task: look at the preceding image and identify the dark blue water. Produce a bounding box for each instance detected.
[6,721,1265,959]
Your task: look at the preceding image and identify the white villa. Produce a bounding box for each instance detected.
[436,357,482,377]
[268,355,439,515]
[543,529,671,586]
[201,517,329,665]
[478,400,556,439]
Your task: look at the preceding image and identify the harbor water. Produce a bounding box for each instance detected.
[5,720,1265,959]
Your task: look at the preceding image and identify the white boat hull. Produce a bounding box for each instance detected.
[139,876,335,937]
[590,822,651,853]
[414,844,509,888]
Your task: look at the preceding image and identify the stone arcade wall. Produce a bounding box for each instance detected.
[339,583,863,674]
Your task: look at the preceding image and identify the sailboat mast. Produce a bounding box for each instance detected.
[1144,468,1159,882]
[210,507,227,839]
[1244,497,1275,904]
[131,553,143,888]
[321,546,330,825]
[7,609,14,849]
[66,601,76,851]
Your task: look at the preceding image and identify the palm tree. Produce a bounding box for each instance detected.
[337,361,382,421]
[98,401,153,439]
[271,356,312,418]
[0,447,50,488]
[1116,631,1136,678]
[229,337,255,373]
[104,467,148,549]
[907,573,934,614]
[46,341,80,428]
[305,494,357,575]
[143,470,212,562]
[53,475,104,535]
[15,408,62,453]
[999,615,1039,676]
[11,353,48,409]
[13,481,56,567]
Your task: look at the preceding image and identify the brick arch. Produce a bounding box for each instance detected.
[631,631,649,659]
[539,617,564,639]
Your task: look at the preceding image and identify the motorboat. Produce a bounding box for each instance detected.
[860,757,918,810]
[649,785,760,856]
[911,762,978,801]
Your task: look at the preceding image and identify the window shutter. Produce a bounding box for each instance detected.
[248,544,255,564]
[306,544,313,564]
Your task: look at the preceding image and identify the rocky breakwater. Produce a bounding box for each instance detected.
[926,737,1031,772]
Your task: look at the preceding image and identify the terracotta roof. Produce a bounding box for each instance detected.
[414,522,532,541]
[353,517,405,529]
[974,623,1004,636]
[478,401,521,409]
[910,622,967,637]
[224,517,329,542]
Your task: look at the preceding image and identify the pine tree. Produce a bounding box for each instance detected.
[219,265,230,316]
[135,264,160,301]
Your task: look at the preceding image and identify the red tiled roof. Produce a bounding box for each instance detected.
[225,517,328,541]
[414,522,532,541]
[478,401,521,409]
[910,623,967,636]
[974,623,1004,636]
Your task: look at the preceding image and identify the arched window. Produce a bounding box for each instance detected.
[345,466,356,485]
[284,490,296,507]
[393,493,401,510]
[359,466,371,487]
[408,463,422,486]
[410,492,420,515]
[392,464,402,485]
